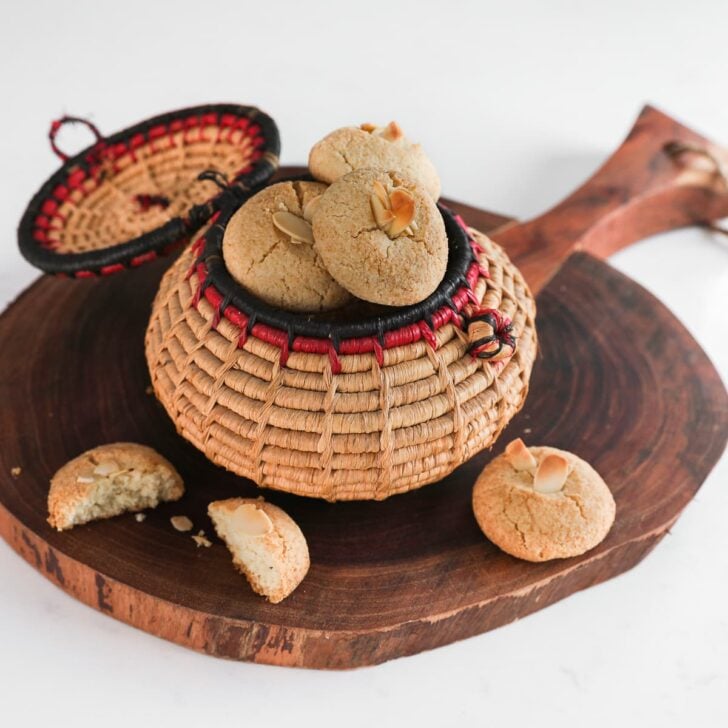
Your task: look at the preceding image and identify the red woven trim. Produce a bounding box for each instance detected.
[31,111,263,255]
[191,236,488,365]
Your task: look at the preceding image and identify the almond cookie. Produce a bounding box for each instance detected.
[208,498,310,603]
[472,439,616,562]
[222,181,352,313]
[309,122,441,200]
[311,169,448,306]
[48,443,184,531]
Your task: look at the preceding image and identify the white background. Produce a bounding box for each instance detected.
[1,1,727,726]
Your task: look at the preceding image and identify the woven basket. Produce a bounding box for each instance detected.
[18,104,279,277]
[145,201,537,500]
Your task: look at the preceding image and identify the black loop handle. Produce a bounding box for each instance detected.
[49,116,104,162]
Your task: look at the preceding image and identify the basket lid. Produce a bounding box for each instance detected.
[17,103,280,277]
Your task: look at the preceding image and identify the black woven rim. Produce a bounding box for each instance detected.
[17,103,280,276]
[199,191,474,340]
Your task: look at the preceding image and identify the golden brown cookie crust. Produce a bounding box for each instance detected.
[208,497,310,604]
[472,445,616,562]
[311,169,448,306]
[222,181,352,313]
[309,125,441,200]
[48,442,184,531]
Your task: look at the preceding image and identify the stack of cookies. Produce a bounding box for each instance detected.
[222,121,448,312]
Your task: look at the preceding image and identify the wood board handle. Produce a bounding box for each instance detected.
[493,105,728,293]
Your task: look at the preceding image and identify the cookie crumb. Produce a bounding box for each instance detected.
[11,466,22,477]
[145,385,154,395]
[170,515,193,532]
[192,530,212,548]
[134,512,146,522]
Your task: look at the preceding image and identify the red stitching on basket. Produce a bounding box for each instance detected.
[189,234,488,369]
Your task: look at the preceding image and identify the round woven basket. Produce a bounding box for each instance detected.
[18,104,279,277]
[145,202,537,500]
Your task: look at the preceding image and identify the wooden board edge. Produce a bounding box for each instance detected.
[0,498,681,669]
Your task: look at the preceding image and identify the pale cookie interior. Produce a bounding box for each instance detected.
[48,443,183,531]
[208,498,310,604]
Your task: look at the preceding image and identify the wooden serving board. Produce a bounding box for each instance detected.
[1,106,726,669]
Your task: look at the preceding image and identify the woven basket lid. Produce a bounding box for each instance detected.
[145,195,538,501]
[17,104,280,277]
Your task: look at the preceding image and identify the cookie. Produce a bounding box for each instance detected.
[48,443,184,531]
[222,181,352,313]
[309,122,441,200]
[208,498,310,604]
[472,439,616,562]
[311,168,448,306]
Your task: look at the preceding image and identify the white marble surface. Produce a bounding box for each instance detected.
[1,1,726,726]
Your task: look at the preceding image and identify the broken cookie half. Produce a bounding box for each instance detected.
[208,497,310,604]
[47,442,184,531]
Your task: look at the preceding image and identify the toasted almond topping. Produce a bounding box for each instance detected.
[371,191,395,228]
[93,461,120,477]
[380,120,404,142]
[372,179,390,206]
[76,475,94,484]
[387,188,416,237]
[360,122,377,133]
[533,454,569,493]
[370,183,416,238]
[505,438,537,472]
[272,210,314,245]
[302,195,322,223]
[170,515,194,532]
[230,503,274,536]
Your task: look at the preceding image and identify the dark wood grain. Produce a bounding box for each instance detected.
[0,244,725,667]
[494,105,728,292]
[1,107,727,669]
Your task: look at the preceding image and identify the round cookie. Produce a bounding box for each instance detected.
[222,181,352,313]
[309,122,441,200]
[311,169,448,306]
[472,439,616,562]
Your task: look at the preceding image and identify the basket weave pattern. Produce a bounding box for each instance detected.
[19,105,279,277]
[145,227,537,500]
[38,117,265,254]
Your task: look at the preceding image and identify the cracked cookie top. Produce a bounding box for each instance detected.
[471,441,616,562]
[222,181,352,313]
[311,168,448,307]
[308,123,441,200]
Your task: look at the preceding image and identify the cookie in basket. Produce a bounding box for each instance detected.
[472,439,616,561]
[222,181,352,313]
[311,168,448,306]
[309,122,441,200]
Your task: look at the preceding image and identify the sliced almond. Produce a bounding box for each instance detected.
[302,195,322,223]
[505,438,537,472]
[387,188,416,237]
[192,530,212,548]
[170,515,194,532]
[76,475,94,484]
[371,191,395,228]
[372,179,390,207]
[230,503,274,536]
[533,454,569,493]
[360,122,377,133]
[272,210,314,245]
[380,120,404,142]
[93,461,121,477]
